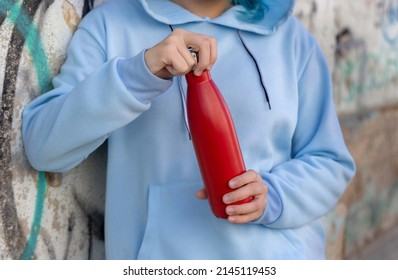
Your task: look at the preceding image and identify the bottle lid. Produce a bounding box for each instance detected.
[188,48,198,71]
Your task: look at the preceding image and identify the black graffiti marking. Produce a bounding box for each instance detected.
[63,213,75,259]
[0,11,5,26]
[335,28,367,59]
[72,183,105,259]
[88,211,104,259]
[0,0,45,259]
[1,0,102,259]
[82,0,94,17]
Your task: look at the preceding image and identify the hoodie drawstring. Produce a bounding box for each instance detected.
[169,25,192,139]
[237,30,271,110]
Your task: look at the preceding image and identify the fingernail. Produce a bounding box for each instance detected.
[223,194,232,204]
[228,179,237,188]
[226,206,234,215]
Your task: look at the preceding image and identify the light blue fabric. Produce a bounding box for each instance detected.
[22,0,355,259]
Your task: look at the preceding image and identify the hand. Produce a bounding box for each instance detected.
[196,170,268,224]
[144,29,217,79]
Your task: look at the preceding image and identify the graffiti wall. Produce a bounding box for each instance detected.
[296,0,398,259]
[1,0,397,259]
[0,0,105,260]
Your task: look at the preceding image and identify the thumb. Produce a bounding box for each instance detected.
[195,188,208,200]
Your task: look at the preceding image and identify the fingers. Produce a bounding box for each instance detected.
[195,170,268,224]
[187,34,217,76]
[228,169,262,189]
[224,170,268,224]
[144,29,217,79]
[226,195,268,224]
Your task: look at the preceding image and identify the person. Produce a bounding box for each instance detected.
[22,0,355,259]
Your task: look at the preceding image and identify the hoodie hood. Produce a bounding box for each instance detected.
[138,0,295,35]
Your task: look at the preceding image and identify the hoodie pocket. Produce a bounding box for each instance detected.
[136,180,211,259]
[136,180,311,260]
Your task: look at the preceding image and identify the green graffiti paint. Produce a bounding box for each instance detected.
[334,48,398,105]
[1,0,52,93]
[1,0,50,259]
[20,171,47,260]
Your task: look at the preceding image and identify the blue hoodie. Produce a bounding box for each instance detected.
[22,0,355,259]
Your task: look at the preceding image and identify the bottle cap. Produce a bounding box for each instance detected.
[188,47,198,71]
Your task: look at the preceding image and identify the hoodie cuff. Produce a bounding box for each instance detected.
[117,50,173,104]
[252,178,282,226]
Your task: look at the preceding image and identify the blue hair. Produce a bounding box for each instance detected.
[230,0,267,22]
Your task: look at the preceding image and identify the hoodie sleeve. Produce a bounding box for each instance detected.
[255,43,355,228]
[22,21,172,173]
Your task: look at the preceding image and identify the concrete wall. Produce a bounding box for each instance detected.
[0,0,106,260]
[1,0,397,259]
[294,0,398,259]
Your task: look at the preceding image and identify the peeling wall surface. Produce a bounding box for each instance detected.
[0,0,397,259]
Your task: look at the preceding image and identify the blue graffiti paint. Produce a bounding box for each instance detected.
[380,0,398,46]
[0,0,50,259]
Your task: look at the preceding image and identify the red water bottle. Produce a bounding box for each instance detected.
[186,69,253,219]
